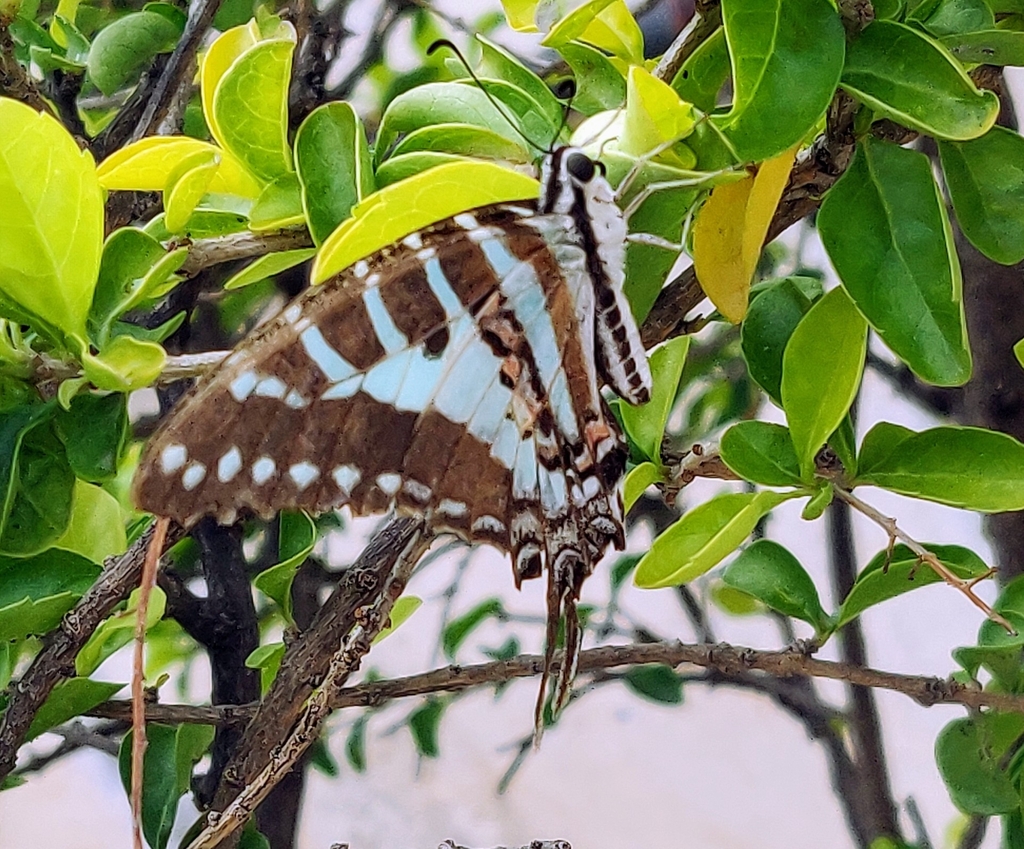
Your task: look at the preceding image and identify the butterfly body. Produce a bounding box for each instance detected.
[134,147,652,703]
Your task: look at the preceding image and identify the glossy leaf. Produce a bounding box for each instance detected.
[722,539,828,631]
[818,138,971,387]
[389,123,531,165]
[477,35,564,128]
[619,336,689,462]
[54,481,127,564]
[55,390,127,481]
[840,21,998,140]
[201,21,260,147]
[0,99,103,345]
[374,152,472,187]
[634,490,799,589]
[26,677,124,740]
[937,712,1024,815]
[715,0,844,162]
[720,421,803,487]
[856,425,1024,512]
[740,276,820,404]
[295,102,375,246]
[623,461,661,513]
[0,419,74,556]
[371,596,423,645]
[835,543,989,630]
[245,642,285,693]
[781,287,867,479]
[442,598,504,659]
[913,0,994,36]
[75,586,166,676]
[223,248,317,291]
[253,510,316,622]
[693,146,796,322]
[940,127,1024,265]
[82,336,167,392]
[942,29,1024,66]
[541,0,644,65]
[620,67,695,162]
[248,173,305,231]
[800,482,834,520]
[118,723,215,849]
[0,548,100,641]
[212,33,295,183]
[87,8,182,96]
[164,150,220,233]
[311,162,538,283]
[624,665,683,704]
[557,41,626,115]
[672,26,729,113]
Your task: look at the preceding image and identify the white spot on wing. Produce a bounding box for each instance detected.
[289,461,320,490]
[453,213,479,230]
[376,473,401,496]
[472,515,506,535]
[159,443,187,474]
[217,446,242,483]
[402,232,423,250]
[255,376,287,399]
[301,326,355,382]
[353,260,369,278]
[229,370,258,402]
[416,247,437,263]
[363,287,407,354]
[285,389,307,409]
[402,479,431,502]
[182,462,206,491]
[252,456,276,485]
[321,376,362,400]
[439,498,467,518]
[332,464,361,493]
[284,303,302,324]
[583,475,601,500]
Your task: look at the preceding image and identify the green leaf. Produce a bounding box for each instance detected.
[940,127,1024,265]
[634,490,800,589]
[442,598,504,659]
[0,548,100,641]
[623,664,683,704]
[840,21,999,140]
[90,227,187,346]
[557,41,626,115]
[252,510,316,623]
[408,698,445,758]
[0,99,103,345]
[295,102,374,246]
[245,641,285,693]
[818,138,971,387]
[55,392,127,481]
[623,461,661,513]
[27,677,124,740]
[722,539,829,631]
[212,34,295,183]
[835,543,990,630]
[618,336,689,462]
[720,421,803,487]
[345,715,368,772]
[941,29,1024,65]
[801,482,834,521]
[857,421,916,473]
[914,0,994,36]
[0,418,75,556]
[87,8,183,96]
[937,712,1024,815]
[855,425,1024,512]
[54,480,127,563]
[223,248,317,291]
[374,152,474,187]
[477,34,564,128]
[781,287,867,479]
[248,172,305,231]
[740,276,819,404]
[714,0,845,162]
[119,723,214,849]
[671,26,729,113]
[375,82,527,165]
[76,586,166,677]
[83,336,167,392]
[610,554,640,591]
[371,596,422,645]
[389,123,531,165]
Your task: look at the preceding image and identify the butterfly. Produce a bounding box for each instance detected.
[133,145,653,712]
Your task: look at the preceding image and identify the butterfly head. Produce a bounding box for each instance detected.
[539,146,616,216]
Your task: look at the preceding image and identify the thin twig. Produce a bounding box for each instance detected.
[187,524,426,849]
[131,516,169,849]
[652,0,722,84]
[834,486,1014,632]
[88,638,1024,725]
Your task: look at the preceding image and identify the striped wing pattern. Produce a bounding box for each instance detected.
[135,205,628,586]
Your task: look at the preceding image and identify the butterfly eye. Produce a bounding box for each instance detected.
[565,152,596,183]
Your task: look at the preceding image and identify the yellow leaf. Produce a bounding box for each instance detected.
[693,145,797,322]
[500,0,539,31]
[542,0,644,65]
[621,66,696,161]
[312,161,539,284]
[201,21,260,149]
[164,150,220,233]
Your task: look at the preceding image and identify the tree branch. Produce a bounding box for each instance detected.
[652,0,721,84]
[87,638,1024,725]
[0,521,185,784]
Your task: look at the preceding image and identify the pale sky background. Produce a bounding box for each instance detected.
[2,10,1022,849]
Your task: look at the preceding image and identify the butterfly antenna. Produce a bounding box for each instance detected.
[427,38,559,155]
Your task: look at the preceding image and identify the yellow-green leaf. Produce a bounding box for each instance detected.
[54,480,127,563]
[83,337,166,392]
[620,66,696,162]
[311,162,539,283]
[623,461,661,513]
[542,0,644,65]
[163,149,220,233]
